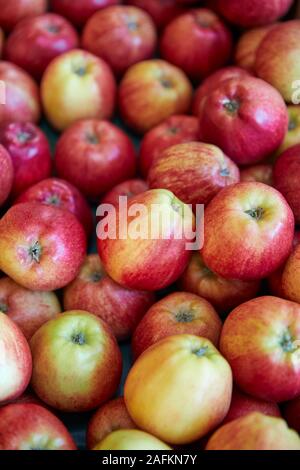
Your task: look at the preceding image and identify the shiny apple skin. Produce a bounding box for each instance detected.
[127,0,185,30]
[101,179,148,209]
[50,0,120,28]
[0,144,13,206]
[234,25,276,73]
[240,164,273,186]
[0,0,47,31]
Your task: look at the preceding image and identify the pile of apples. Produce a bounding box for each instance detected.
[1,0,300,452]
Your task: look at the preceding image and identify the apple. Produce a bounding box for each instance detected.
[283,397,300,434]
[119,59,193,134]
[5,13,79,80]
[206,412,300,450]
[276,105,300,156]
[214,0,293,28]
[0,403,76,450]
[202,183,294,281]
[0,122,52,199]
[160,8,232,81]
[179,252,260,313]
[125,334,232,444]
[0,144,13,206]
[255,20,300,103]
[54,119,136,200]
[148,142,240,206]
[0,311,32,404]
[0,0,47,31]
[220,296,300,402]
[192,66,250,117]
[87,397,136,449]
[0,28,4,57]
[0,202,87,291]
[82,6,157,77]
[222,387,281,425]
[30,310,122,412]
[15,178,93,238]
[0,276,61,340]
[101,179,148,209]
[240,164,273,186]
[93,429,171,450]
[199,76,288,165]
[50,0,120,29]
[126,0,185,30]
[282,245,300,304]
[0,62,41,126]
[234,25,275,73]
[41,49,116,131]
[63,254,155,341]
[139,114,199,178]
[132,291,222,359]
[98,189,194,291]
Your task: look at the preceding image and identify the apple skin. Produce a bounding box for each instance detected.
[0,276,61,340]
[127,0,185,30]
[0,144,13,206]
[41,49,116,132]
[240,164,273,186]
[50,0,120,29]
[202,183,294,281]
[234,25,275,73]
[199,76,288,166]
[0,202,87,291]
[179,252,260,313]
[5,13,79,80]
[283,397,300,434]
[15,178,93,238]
[276,105,300,157]
[220,296,300,403]
[148,142,240,206]
[282,245,300,304]
[255,20,300,103]
[55,119,136,200]
[206,412,300,450]
[0,403,76,450]
[132,292,222,359]
[0,311,32,404]
[0,0,47,31]
[192,66,250,117]
[101,179,148,209]
[87,397,136,449]
[214,0,293,28]
[94,429,171,450]
[160,8,232,81]
[63,254,155,341]
[98,189,194,292]
[82,6,157,77]
[0,62,41,126]
[125,334,232,445]
[0,122,52,199]
[139,115,199,178]
[222,387,281,425]
[30,310,122,412]
[119,59,193,134]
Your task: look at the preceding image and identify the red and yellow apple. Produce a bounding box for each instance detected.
[0,0,47,31]
[282,245,300,304]
[234,25,275,73]
[0,144,13,206]
[127,0,185,30]
[50,0,120,29]
[93,429,171,450]
[240,164,273,186]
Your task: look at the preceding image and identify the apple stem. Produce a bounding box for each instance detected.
[28,241,42,263]
[245,207,264,221]
[193,346,208,357]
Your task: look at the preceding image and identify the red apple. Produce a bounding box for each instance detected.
[283,397,300,434]
[214,0,293,28]
[98,189,194,291]
[202,183,294,281]
[206,412,300,450]
[0,403,76,450]
[0,276,61,340]
[132,291,222,359]
[276,105,300,156]
[15,178,93,237]
[82,6,157,77]
[41,49,116,131]
[0,122,52,199]
[64,254,155,341]
[126,0,185,30]
[30,310,122,412]
[139,114,199,178]
[179,252,260,313]
[50,0,120,29]
[0,0,47,31]
[5,14,79,80]
[0,144,13,206]
[192,66,250,117]
[0,28,4,58]
[234,25,276,73]
[160,9,232,81]
[0,62,41,126]
[87,397,136,449]
[54,119,136,200]
[101,179,148,209]
[220,296,300,402]
[240,164,273,186]
[0,311,32,404]
[0,202,87,291]
[148,142,240,206]
[199,76,288,165]
[282,245,300,304]
[119,59,193,134]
